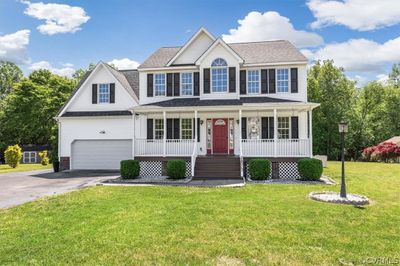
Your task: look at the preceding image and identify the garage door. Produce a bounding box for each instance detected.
[71,140,132,170]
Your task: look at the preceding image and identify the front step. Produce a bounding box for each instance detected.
[194,156,241,180]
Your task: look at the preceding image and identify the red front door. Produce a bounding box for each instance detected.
[213,118,228,154]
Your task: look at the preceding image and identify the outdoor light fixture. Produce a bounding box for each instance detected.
[99,130,106,134]
[236,119,240,125]
[200,120,204,125]
[338,120,348,198]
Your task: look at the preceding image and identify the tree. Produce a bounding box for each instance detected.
[73,63,96,81]
[308,60,357,160]
[0,61,23,99]
[388,63,400,88]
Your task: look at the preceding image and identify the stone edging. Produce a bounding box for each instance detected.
[103,176,192,185]
[309,191,370,205]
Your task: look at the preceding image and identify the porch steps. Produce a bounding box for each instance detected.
[193,156,242,180]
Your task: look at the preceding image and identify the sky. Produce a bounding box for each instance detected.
[1,0,400,85]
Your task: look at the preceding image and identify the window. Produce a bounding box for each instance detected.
[206,119,212,150]
[181,73,193,96]
[247,70,260,94]
[247,117,261,139]
[154,73,166,96]
[98,83,110,103]
[277,69,289,92]
[154,119,164,139]
[278,117,290,139]
[229,119,234,150]
[181,119,193,139]
[23,152,37,163]
[211,58,228,93]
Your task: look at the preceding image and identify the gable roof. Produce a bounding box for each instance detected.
[139,40,307,69]
[57,62,139,117]
[166,27,216,66]
[195,38,244,65]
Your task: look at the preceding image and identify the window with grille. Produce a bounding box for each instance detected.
[98,84,109,103]
[277,69,289,92]
[278,117,290,139]
[154,73,166,96]
[181,119,192,139]
[154,119,164,139]
[211,58,228,93]
[181,73,193,96]
[247,70,260,94]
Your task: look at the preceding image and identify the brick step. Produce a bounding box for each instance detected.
[192,176,242,180]
[195,167,240,172]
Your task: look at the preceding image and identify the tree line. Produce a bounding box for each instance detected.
[0,60,399,162]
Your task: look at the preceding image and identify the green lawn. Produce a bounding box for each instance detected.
[0,162,399,265]
[0,163,51,173]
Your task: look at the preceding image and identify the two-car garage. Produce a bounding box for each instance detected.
[71,140,132,170]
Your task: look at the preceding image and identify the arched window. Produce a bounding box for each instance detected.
[211,58,228,92]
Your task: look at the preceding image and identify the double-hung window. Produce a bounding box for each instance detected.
[154,119,164,139]
[211,58,228,93]
[247,117,261,139]
[181,73,193,96]
[181,119,193,139]
[23,152,37,163]
[154,73,166,96]
[277,69,289,93]
[247,70,260,94]
[277,117,290,139]
[98,83,110,103]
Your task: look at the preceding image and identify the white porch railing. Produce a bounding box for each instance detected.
[135,139,194,156]
[241,139,310,157]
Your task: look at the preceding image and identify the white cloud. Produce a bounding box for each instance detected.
[22,1,90,35]
[0,30,30,64]
[108,58,140,70]
[303,37,400,72]
[308,0,400,31]
[222,11,323,48]
[29,61,75,77]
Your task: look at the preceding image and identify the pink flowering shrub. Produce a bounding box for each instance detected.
[363,141,400,162]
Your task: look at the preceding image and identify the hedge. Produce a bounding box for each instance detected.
[166,160,186,179]
[120,160,140,179]
[248,159,271,180]
[297,158,323,181]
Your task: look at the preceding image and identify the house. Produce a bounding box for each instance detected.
[20,144,50,164]
[56,28,319,179]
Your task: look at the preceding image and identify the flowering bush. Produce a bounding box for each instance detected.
[4,144,22,168]
[362,141,400,162]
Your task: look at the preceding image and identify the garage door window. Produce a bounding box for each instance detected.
[23,152,37,163]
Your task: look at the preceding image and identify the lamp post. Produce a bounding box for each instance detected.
[338,121,348,198]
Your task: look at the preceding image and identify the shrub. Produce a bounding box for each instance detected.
[120,160,140,179]
[4,144,22,168]
[298,158,323,181]
[166,160,186,179]
[39,150,49,165]
[248,159,271,180]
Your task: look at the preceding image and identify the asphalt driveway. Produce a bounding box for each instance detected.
[0,169,119,209]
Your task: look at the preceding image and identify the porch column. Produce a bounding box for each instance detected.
[273,109,277,157]
[239,109,242,156]
[163,111,166,157]
[309,110,313,157]
[194,110,198,142]
[132,111,135,159]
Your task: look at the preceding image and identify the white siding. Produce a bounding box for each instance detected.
[174,32,214,65]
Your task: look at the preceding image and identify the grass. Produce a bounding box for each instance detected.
[0,163,51,173]
[0,162,399,265]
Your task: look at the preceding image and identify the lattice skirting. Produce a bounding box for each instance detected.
[245,161,300,180]
[139,160,192,178]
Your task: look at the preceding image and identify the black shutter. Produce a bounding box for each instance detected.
[290,68,298,93]
[203,68,210,93]
[193,72,200,96]
[167,119,173,139]
[261,117,268,139]
[147,74,153,97]
[167,73,173,96]
[173,118,180,139]
[291,116,299,139]
[268,69,276,93]
[197,118,200,142]
[240,70,246,95]
[147,119,153,140]
[229,67,236,93]
[241,117,247,139]
[173,73,180,96]
[109,83,115,103]
[92,84,97,104]
[261,69,268,94]
[268,117,274,139]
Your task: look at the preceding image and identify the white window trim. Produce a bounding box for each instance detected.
[153,119,164,139]
[23,151,37,163]
[276,68,291,94]
[98,83,110,104]
[211,58,229,94]
[277,116,291,139]
[153,73,167,97]
[180,118,193,140]
[246,69,261,95]
[180,72,194,97]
